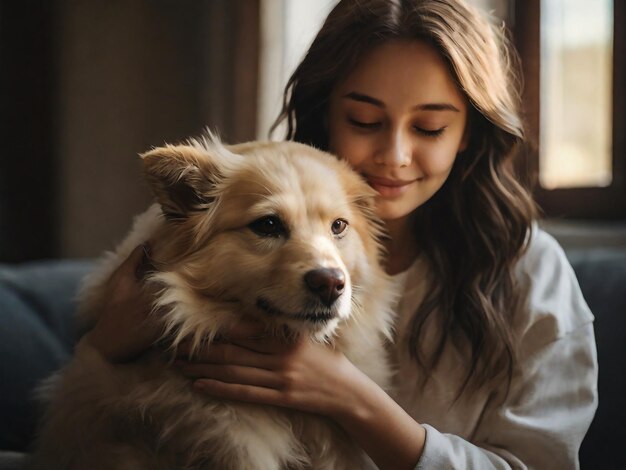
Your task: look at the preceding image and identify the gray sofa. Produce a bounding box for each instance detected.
[1,249,625,469]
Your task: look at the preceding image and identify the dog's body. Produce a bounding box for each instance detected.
[29,137,396,470]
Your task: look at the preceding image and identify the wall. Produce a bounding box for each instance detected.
[0,0,259,261]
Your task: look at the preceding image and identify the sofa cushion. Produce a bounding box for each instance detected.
[0,260,93,452]
[568,249,626,470]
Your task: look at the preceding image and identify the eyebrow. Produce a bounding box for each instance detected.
[342,92,460,112]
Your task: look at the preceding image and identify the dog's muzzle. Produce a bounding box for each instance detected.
[256,297,337,323]
[256,298,338,324]
[303,268,345,307]
[255,268,346,325]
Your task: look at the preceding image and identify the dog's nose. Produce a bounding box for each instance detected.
[304,268,345,307]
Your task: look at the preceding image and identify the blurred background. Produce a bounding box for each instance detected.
[0,0,624,261]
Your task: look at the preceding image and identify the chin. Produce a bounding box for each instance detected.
[376,200,423,222]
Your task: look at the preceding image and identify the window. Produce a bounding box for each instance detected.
[257,0,338,140]
[539,0,613,190]
[515,0,626,218]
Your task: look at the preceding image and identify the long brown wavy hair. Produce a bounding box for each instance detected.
[272,0,537,393]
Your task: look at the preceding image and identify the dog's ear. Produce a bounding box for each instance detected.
[141,144,224,220]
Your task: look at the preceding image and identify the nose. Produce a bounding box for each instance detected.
[377,128,412,167]
[304,268,346,307]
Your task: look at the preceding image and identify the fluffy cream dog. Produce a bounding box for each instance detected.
[29,135,396,470]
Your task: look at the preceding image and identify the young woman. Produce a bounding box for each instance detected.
[84,0,598,468]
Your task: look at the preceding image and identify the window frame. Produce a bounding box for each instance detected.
[513,0,626,219]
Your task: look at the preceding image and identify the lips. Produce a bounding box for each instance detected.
[256,298,336,324]
[365,175,420,197]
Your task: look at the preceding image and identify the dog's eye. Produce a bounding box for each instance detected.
[249,215,287,238]
[331,218,349,236]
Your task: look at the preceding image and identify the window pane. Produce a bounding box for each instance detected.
[258,0,337,139]
[540,0,613,189]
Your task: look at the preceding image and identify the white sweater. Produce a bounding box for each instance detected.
[390,229,598,470]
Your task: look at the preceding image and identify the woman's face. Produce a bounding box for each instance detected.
[328,40,469,222]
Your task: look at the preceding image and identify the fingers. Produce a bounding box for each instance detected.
[176,363,284,390]
[192,379,287,408]
[175,342,292,402]
[109,243,153,289]
[88,243,161,363]
[177,331,289,358]
[134,243,154,281]
[176,317,284,356]
[177,342,279,369]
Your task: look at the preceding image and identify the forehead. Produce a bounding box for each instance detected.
[332,40,466,110]
[222,148,353,220]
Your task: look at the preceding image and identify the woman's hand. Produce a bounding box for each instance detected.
[175,321,362,418]
[80,244,162,363]
[175,321,426,470]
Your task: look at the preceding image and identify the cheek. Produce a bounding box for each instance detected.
[330,134,371,170]
[417,144,458,177]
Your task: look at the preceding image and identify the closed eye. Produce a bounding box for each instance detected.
[348,118,381,130]
[415,126,446,138]
[350,118,446,137]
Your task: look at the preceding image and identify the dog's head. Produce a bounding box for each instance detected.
[141,134,386,343]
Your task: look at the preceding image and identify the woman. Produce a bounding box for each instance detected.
[84,0,598,468]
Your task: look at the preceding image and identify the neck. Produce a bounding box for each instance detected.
[383,214,419,275]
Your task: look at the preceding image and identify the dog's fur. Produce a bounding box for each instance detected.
[29,136,396,470]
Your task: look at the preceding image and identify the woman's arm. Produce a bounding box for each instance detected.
[331,365,427,469]
[177,314,597,470]
[176,327,425,470]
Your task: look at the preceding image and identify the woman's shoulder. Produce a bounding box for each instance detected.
[513,225,594,350]
[517,225,571,279]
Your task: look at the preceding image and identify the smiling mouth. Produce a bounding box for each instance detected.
[365,175,422,197]
[256,298,336,324]
[367,176,415,187]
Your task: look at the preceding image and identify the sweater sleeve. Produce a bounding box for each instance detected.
[416,324,597,469]
[414,230,598,469]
